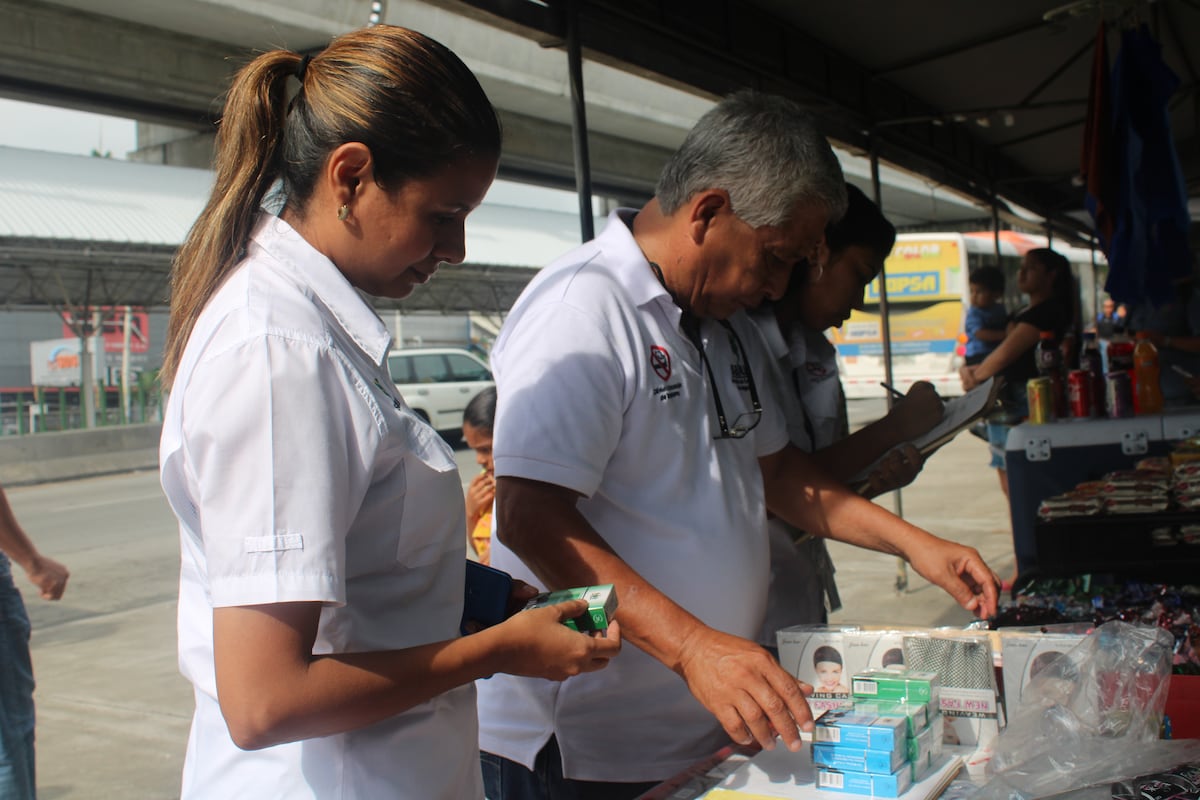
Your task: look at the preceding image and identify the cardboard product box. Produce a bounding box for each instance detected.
[909,750,934,782]
[776,626,859,713]
[815,763,912,798]
[1166,674,1200,739]
[906,719,935,764]
[844,629,911,674]
[523,584,617,632]
[854,699,929,736]
[903,632,999,747]
[812,742,905,774]
[851,669,940,706]
[927,713,945,757]
[1000,631,1085,715]
[813,709,907,752]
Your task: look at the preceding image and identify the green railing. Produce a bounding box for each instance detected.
[1,382,163,435]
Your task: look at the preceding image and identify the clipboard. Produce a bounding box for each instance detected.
[848,377,1005,493]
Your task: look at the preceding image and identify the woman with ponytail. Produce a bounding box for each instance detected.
[158,26,618,799]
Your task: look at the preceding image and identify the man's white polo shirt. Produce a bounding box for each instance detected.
[478,210,789,782]
[160,215,480,798]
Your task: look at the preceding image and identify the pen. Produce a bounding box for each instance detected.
[879,381,905,400]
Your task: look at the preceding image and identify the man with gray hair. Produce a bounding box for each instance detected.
[478,90,998,799]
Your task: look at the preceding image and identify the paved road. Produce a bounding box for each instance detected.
[17,405,1013,798]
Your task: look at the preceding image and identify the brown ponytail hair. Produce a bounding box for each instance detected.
[160,25,500,386]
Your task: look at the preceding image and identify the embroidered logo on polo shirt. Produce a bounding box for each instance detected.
[650,345,672,381]
[650,344,682,402]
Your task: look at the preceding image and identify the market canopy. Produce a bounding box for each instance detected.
[438,0,1199,243]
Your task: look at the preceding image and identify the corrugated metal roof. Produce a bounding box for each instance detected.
[0,145,597,266]
[0,146,213,245]
[0,146,609,312]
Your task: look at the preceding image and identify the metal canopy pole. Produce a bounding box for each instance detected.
[870,145,908,592]
[564,0,595,242]
[870,146,897,411]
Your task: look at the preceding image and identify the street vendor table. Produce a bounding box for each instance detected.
[1004,409,1200,578]
[1034,510,1200,583]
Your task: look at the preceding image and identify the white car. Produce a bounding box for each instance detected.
[387,347,493,436]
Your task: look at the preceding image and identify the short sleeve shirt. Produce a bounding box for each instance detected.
[159,215,480,799]
[964,304,1007,359]
[477,210,788,782]
[1001,299,1069,393]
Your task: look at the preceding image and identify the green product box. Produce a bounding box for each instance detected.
[524,584,618,632]
[853,700,928,736]
[851,669,940,705]
[909,750,933,782]
[905,720,935,764]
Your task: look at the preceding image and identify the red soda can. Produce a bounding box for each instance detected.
[1067,369,1091,418]
[1027,377,1054,424]
[1106,371,1134,418]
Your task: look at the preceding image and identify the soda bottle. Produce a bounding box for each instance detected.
[1133,331,1163,415]
[1107,325,1135,375]
[1079,332,1105,416]
[1035,330,1067,418]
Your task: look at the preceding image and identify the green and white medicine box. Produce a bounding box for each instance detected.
[523,584,617,632]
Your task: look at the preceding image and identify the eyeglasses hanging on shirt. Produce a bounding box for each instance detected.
[649,262,763,440]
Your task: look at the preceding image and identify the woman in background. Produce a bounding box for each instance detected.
[960,247,1073,585]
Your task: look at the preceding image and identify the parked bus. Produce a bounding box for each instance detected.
[832,231,1103,399]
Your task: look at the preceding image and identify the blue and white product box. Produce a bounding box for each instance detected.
[813,709,907,752]
[812,742,905,774]
[816,763,912,798]
[776,626,858,714]
[853,699,929,736]
[851,668,940,706]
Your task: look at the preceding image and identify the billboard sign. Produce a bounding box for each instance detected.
[31,337,103,387]
[61,307,150,354]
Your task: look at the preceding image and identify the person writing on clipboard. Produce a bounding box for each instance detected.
[747,184,946,642]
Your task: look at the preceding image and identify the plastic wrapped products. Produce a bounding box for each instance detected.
[975,621,1200,800]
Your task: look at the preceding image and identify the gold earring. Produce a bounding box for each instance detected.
[811,263,825,283]
[337,204,349,222]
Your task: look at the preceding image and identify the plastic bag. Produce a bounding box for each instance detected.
[974,620,1186,800]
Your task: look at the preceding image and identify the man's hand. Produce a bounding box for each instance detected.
[888,382,943,441]
[25,553,68,600]
[676,626,814,752]
[905,538,1000,619]
[959,365,980,392]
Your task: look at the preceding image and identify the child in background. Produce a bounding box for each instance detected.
[463,386,496,564]
[964,266,1008,366]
